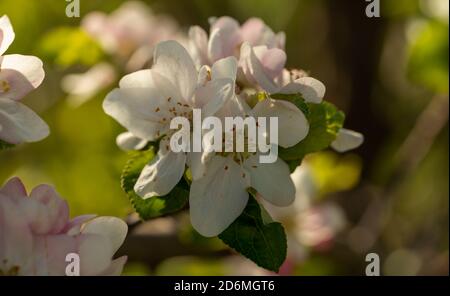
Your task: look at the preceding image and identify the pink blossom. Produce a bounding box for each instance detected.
[189,16,285,67]
[0,177,128,275]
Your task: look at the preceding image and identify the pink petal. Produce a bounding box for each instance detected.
[0,177,27,200]
[0,54,45,101]
[23,184,70,234]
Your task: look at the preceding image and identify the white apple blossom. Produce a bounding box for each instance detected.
[61,62,117,107]
[0,15,48,144]
[103,40,235,198]
[189,78,311,237]
[0,177,128,276]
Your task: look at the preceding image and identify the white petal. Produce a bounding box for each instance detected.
[215,94,251,124]
[279,77,326,103]
[77,233,114,276]
[81,216,128,255]
[186,151,206,181]
[188,26,209,67]
[0,98,49,144]
[189,156,249,237]
[0,54,45,101]
[240,42,279,93]
[252,98,309,148]
[98,256,127,276]
[331,128,364,152]
[195,78,234,117]
[116,132,148,151]
[244,154,295,206]
[103,84,172,141]
[62,63,116,107]
[211,56,238,81]
[153,40,197,101]
[0,15,15,56]
[134,149,186,198]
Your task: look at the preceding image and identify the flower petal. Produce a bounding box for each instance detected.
[24,184,70,234]
[116,132,148,151]
[240,42,279,93]
[189,155,249,237]
[81,216,128,255]
[244,154,295,206]
[0,98,49,144]
[0,15,14,56]
[188,26,209,67]
[0,193,34,275]
[211,56,238,81]
[33,234,77,276]
[134,147,186,198]
[98,256,127,276]
[195,78,234,117]
[256,47,286,80]
[0,54,45,101]
[208,17,242,62]
[331,128,364,152]
[152,40,197,101]
[77,233,114,276]
[252,98,309,148]
[0,177,27,200]
[103,84,172,141]
[279,77,326,103]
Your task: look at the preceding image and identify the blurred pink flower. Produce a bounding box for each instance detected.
[0,177,128,275]
[0,15,48,144]
[296,202,346,251]
[82,1,180,65]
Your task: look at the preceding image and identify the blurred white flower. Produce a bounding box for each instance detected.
[0,15,49,144]
[62,62,117,107]
[0,177,128,275]
[264,165,347,261]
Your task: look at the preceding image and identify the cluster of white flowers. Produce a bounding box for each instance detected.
[0,15,49,145]
[103,16,363,237]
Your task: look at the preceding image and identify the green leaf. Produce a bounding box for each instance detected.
[218,195,287,272]
[0,140,15,151]
[279,101,345,161]
[121,147,189,220]
[270,92,310,115]
[39,27,104,67]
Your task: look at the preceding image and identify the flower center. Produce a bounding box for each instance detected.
[0,80,10,93]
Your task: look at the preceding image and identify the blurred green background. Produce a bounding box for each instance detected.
[0,0,448,275]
